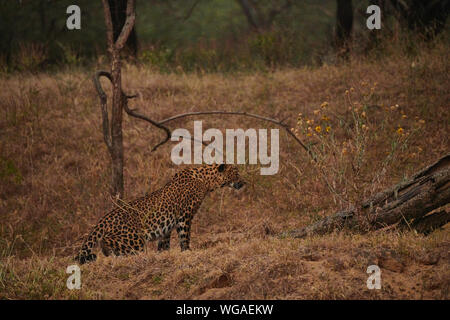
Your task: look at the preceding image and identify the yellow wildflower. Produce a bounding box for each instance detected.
[397,127,404,135]
[315,126,322,133]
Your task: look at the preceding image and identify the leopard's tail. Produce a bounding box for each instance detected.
[74,226,103,264]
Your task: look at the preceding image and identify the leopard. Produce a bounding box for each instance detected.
[74,163,245,264]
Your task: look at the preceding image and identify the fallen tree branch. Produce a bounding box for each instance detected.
[93,71,311,154]
[122,94,172,151]
[158,110,311,153]
[283,154,450,238]
[399,206,450,235]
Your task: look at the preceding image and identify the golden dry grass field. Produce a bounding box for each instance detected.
[0,41,449,299]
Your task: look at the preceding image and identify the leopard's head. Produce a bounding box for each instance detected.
[195,164,245,192]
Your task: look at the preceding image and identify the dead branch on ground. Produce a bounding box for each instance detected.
[283,154,450,238]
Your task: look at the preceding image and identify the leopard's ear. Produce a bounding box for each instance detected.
[218,164,226,172]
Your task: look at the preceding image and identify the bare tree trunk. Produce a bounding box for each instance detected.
[335,0,353,59]
[97,0,136,199]
[108,0,138,56]
[284,154,450,238]
[109,50,124,198]
[365,0,385,53]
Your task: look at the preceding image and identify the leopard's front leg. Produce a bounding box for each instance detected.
[176,215,192,251]
[176,192,204,251]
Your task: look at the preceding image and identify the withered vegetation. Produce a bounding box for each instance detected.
[0,39,448,299]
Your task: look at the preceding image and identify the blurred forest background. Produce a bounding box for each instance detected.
[1,0,448,72]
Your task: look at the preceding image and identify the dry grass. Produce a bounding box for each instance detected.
[0,40,449,299]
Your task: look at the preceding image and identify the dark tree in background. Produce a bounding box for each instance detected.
[108,0,138,56]
[365,0,385,52]
[95,0,136,199]
[390,0,449,39]
[236,0,293,32]
[335,0,353,59]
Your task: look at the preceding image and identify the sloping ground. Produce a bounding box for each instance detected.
[2,230,449,299]
[0,41,449,299]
